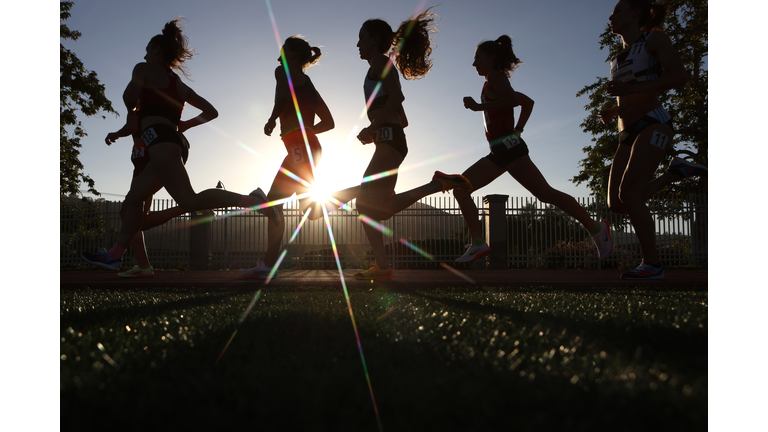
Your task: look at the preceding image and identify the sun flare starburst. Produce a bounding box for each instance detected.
[219,4,466,432]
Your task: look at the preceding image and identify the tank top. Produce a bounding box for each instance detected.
[138,66,185,125]
[363,68,389,122]
[481,82,516,141]
[280,74,319,136]
[610,32,661,84]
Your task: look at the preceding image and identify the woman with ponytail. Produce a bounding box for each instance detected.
[82,18,268,272]
[601,0,705,279]
[351,7,472,280]
[452,35,614,264]
[100,110,187,277]
[239,36,335,280]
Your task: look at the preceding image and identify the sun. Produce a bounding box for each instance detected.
[308,182,332,205]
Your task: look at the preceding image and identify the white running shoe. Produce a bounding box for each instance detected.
[591,221,613,260]
[455,242,491,263]
[117,265,154,278]
[238,261,274,280]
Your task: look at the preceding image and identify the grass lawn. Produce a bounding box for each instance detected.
[60,283,707,431]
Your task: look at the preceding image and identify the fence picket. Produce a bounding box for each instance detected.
[61,194,707,270]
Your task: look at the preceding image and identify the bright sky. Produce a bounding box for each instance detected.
[64,0,628,203]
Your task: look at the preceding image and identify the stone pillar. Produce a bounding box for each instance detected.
[189,209,215,270]
[484,194,508,270]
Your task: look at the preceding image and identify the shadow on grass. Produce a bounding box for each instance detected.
[60,287,259,327]
[407,287,707,370]
[60,285,707,431]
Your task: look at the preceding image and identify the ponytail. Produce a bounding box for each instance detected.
[309,47,322,66]
[477,35,523,77]
[625,0,669,31]
[283,35,322,71]
[392,6,438,79]
[362,6,439,80]
[150,17,194,78]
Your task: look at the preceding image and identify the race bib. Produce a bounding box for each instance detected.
[141,127,157,146]
[290,144,306,163]
[650,131,669,150]
[131,146,146,160]
[375,127,393,142]
[501,134,521,150]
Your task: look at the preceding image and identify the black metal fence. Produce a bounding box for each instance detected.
[60,193,707,270]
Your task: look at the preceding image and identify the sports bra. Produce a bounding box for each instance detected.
[610,32,661,84]
[481,82,516,141]
[139,66,185,125]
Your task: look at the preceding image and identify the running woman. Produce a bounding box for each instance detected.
[352,8,472,280]
[103,109,187,277]
[82,18,268,272]
[601,0,706,280]
[453,35,613,264]
[239,36,335,280]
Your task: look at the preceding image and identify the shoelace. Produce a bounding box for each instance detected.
[633,263,654,272]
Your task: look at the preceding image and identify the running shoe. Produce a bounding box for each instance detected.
[353,263,393,280]
[238,261,275,280]
[250,188,281,226]
[118,265,154,278]
[668,157,708,179]
[455,242,491,263]
[82,249,122,271]
[591,221,613,260]
[432,171,472,193]
[620,262,665,280]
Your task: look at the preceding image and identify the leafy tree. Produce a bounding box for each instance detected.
[60,1,117,196]
[572,0,708,200]
[60,195,106,262]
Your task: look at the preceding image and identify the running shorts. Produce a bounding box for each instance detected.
[372,123,408,159]
[141,123,189,164]
[484,130,529,168]
[618,107,673,149]
[268,129,323,199]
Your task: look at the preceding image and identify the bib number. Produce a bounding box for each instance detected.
[131,146,146,160]
[650,131,668,150]
[501,134,521,149]
[290,145,306,163]
[141,127,157,146]
[375,127,393,142]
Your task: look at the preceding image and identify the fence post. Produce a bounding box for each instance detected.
[484,194,508,270]
[189,209,214,270]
